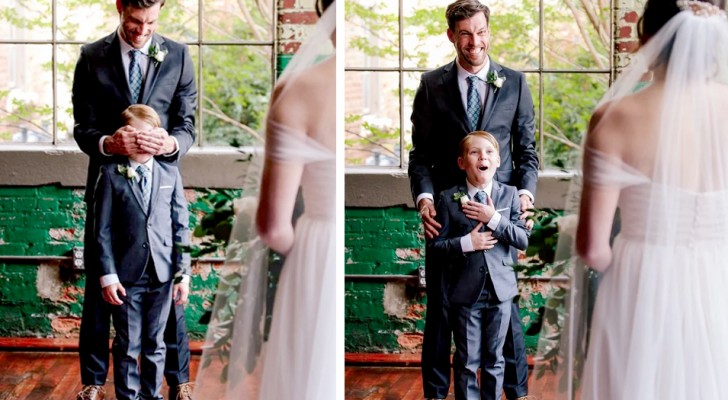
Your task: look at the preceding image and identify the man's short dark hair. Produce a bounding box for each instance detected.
[121,0,166,8]
[446,0,490,31]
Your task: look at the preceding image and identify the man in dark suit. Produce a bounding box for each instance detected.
[428,131,530,400]
[409,1,538,399]
[72,1,196,399]
[93,105,190,399]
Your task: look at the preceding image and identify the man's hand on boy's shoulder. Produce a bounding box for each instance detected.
[173,280,190,305]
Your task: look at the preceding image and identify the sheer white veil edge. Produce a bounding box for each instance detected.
[534,8,728,399]
[193,3,336,399]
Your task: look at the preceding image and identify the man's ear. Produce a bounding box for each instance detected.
[447,28,455,44]
[116,0,123,14]
[457,156,465,170]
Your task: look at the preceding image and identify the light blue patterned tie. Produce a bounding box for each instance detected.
[129,49,143,103]
[474,190,487,204]
[466,75,481,131]
[136,165,151,211]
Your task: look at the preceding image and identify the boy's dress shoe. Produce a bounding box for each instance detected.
[76,385,105,400]
[170,382,194,400]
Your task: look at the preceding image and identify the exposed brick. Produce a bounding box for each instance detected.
[618,25,632,39]
[280,11,318,25]
[51,316,81,336]
[616,40,640,53]
[622,10,639,23]
[397,332,423,350]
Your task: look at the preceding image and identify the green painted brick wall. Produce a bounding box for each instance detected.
[345,206,548,354]
[0,185,227,340]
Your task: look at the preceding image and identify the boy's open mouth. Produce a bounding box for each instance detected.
[478,165,488,171]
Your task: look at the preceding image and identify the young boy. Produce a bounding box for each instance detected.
[93,104,191,400]
[427,131,530,400]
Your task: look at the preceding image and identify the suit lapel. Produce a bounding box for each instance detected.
[442,61,471,133]
[149,161,162,217]
[124,163,148,216]
[480,61,503,129]
[141,34,165,105]
[104,33,134,105]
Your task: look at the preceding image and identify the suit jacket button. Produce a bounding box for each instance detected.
[479,267,484,272]
[142,243,147,248]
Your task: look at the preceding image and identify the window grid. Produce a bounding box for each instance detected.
[0,0,279,147]
[345,0,616,171]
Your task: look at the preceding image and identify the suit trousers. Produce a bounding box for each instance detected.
[111,267,173,400]
[451,282,511,400]
[78,204,191,386]
[421,257,529,399]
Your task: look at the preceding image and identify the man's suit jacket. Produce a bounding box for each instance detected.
[93,161,191,285]
[409,59,538,201]
[73,31,197,202]
[428,181,530,306]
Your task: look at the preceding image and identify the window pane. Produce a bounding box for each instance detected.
[345,71,401,166]
[57,44,84,145]
[345,0,399,69]
[202,0,273,42]
[488,0,540,70]
[401,71,423,166]
[2,1,52,41]
[200,45,272,147]
[0,44,53,144]
[543,0,611,70]
[402,1,450,69]
[154,0,200,42]
[56,0,115,42]
[542,73,608,169]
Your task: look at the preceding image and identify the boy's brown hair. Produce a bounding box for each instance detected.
[459,131,499,158]
[121,104,161,129]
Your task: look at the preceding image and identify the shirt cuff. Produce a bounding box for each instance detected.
[99,136,111,156]
[100,274,119,288]
[460,234,474,253]
[518,189,534,204]
[487,211,502,231]
[415,193,434,209]
[164,136,180,157]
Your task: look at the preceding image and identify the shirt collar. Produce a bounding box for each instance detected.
[118,29,153,56]
[129,157,154,172]
[455,55,490,83]
[466,179,493,198]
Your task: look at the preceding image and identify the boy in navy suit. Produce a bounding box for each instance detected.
[428,131,529,400]
[94,105,190,400]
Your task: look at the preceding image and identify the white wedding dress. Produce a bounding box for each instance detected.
[578,151,728,399]
[258,127,335,399]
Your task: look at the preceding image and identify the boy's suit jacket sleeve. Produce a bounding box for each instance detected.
[491,189,530,250]
[171,168,191,276]
[428,191,464,256]
[94,166,117,277]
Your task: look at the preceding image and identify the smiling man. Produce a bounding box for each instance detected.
[408,1,538,399]
[72,1,197,399]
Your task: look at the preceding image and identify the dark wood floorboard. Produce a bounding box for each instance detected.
[0,351,561,400]
[344,365,561,400]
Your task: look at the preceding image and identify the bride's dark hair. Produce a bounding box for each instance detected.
[638,0,725,44]
[316,0,334,17]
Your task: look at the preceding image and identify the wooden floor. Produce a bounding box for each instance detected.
[0,352,201,400]
[0,351,559,400]
[345,365,560,400]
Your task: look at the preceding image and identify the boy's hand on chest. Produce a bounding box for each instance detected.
[463,198,496,224]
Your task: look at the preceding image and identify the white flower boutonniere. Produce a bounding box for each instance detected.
[117,164,138,181]
[148,44,167,65]
[486,71,506,90]
[452,192,470,205]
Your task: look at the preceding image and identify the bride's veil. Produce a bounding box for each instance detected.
[534,1,728,398]
[192,3,335,398]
